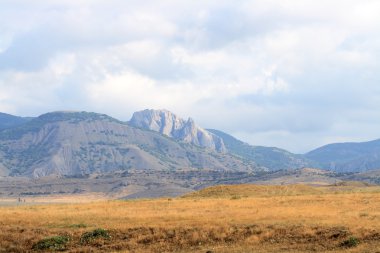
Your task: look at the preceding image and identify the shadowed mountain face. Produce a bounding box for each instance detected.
[207,129,314,171]
[0,111,259,178]
[129,109,226,152]
[0,113,32,130]
[305,139,380,172]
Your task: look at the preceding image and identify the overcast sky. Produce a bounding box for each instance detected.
[1,0,380,153]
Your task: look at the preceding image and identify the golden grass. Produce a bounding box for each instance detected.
[1,185,380,252]
[183,184,323,198]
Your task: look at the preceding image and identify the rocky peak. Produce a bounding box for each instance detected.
[130,109,226,152]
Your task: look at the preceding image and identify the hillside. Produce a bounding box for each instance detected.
[0,112,32,130]
[184,182,380,199]
[0,111,260,178]
[342,168,380,184]
[305,139,380,172]
[207,129,314,170]
[183,184,322,198]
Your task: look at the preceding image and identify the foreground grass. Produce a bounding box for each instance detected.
[1,185,380,252]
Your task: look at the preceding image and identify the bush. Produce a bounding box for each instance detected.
[80,228,110,244]
[341,236,359,248]
[32,236,69,251]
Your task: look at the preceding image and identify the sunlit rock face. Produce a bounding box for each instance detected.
[130,109,226,152]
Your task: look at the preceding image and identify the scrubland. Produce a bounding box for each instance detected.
[1,184,380,252]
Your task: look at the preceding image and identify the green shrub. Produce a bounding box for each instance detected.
[341,236,359,248]
[32,235,69,251]
[80,228,110,244]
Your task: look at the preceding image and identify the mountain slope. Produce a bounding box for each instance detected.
[305,139,380,172]
[0,112,32,130]
[343,168,380,184]
[207,129,314,171]
[0,111,260,178]
[129,109,226,152]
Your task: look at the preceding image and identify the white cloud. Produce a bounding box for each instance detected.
[87,71,198,118]
[0,53,78,114]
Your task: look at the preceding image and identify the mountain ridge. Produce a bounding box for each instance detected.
[207,129,315,171]
[0,111,260,178]
[1,109,380,177]
[0,112,32,130]
[305,139,380,172]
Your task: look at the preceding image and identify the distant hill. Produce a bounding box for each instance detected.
[183,179,380,199]
[345,169,380,185]
[207,129,314,171]
[0,111,260,178]
[183,184,322,198]
[0,112,32,130]
[130,109,226,152]
[305,139,380,172]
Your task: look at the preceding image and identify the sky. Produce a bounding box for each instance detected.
[0,0,380,153]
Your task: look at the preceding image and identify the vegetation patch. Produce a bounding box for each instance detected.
[80,228,110,244]
[340,236,359,248]
[32,235,69,251]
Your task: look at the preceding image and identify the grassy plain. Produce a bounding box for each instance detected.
[1,184,380,252]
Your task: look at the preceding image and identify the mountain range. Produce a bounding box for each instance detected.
[0,109,380,180]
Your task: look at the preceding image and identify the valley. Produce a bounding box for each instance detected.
[1,168,378,200]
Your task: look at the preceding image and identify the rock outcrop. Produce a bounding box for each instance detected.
[129,109,226,152]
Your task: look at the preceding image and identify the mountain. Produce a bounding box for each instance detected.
[0,111,260,178]
[0,112,32,130]
[305,139,380,172]
[1,108,379,180]
[207,129,314,171]
[129,109,226,152]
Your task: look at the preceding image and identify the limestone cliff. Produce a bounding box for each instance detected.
[129,109,226,152]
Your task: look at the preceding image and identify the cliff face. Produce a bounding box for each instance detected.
[0,111,259,178]
[129,109,226,152]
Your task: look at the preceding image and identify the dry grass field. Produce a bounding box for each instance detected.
[1,184,380,252]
